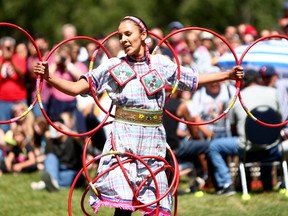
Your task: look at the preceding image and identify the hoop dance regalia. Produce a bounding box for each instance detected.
[81,53,198,215]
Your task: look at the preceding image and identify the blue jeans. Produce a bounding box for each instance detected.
[44,153,79,188]
[207,137,238,188]
[175,138,209,161]
[208,136,282,190]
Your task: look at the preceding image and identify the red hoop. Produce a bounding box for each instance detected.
[36,36,111,137]
[154,27,241,125]
[0,22,42,125]
[238,34,288,127]
[68,145,179,216]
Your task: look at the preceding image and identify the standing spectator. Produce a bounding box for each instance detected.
[47,43,87,121]
[184,30,200,57]
[106,37,125,58]
[166,21,188,59]
[0,36,27,133]
[224,26,238,41]
[15,42,28,60]
[238,24,258,45]
[26,34,52,117]
[150,27,171,56]
[212,36,230,66]
[193,32,217,73]
[259,29,271,38]
[61,23,88,62]
[82,33,107,69]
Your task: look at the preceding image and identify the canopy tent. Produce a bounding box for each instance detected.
[218,39,288,78]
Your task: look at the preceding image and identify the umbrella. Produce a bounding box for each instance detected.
[218,39,288,78]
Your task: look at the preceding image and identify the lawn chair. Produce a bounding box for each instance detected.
[239,105,288,200]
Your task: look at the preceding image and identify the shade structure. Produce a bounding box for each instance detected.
[218,39,288,78]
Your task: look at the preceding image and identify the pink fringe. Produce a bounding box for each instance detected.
[91,200,171,215]
[92,200,135,214]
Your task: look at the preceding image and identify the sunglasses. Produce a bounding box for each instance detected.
[4,46,12,51]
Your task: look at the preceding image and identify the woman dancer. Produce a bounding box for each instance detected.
[34,16,243,216]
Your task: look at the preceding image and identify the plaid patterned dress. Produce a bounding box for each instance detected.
[82,54,198,215]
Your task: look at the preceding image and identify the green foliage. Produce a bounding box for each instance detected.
[0,0,286,46]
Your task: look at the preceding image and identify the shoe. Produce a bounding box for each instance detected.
[31,181,46,190]
[41,171,59,192]
[216,184,236,196]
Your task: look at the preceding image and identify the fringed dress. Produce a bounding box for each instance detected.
[81,54,198,216]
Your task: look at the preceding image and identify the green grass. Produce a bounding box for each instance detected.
[1,172,288,216]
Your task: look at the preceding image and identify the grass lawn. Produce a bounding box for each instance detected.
[1,171,288,216]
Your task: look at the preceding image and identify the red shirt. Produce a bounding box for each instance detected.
[0,54,27,101]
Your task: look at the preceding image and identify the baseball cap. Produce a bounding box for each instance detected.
[243,25,258,37]
[259,65,277,77]
[200,32,214,40]
[168,21,184,31]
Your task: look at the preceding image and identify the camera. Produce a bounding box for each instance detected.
[60,56,66,64]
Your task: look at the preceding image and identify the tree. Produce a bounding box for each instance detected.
[0,0,285,46]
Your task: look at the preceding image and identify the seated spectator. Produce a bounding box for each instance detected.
[31,112,84,192]
[189,67,236,140]
[207,70,283,195]
[10,102,35,143]
[0,126,37,174]
[259,65,288,121]
[163,87,210,193]
[32,116,49,170]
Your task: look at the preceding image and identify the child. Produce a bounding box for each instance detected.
[0,126,37,174]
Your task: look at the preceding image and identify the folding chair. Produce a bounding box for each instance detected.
[239,106,288,200]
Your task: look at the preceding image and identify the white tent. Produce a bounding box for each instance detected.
[218,39,288,78]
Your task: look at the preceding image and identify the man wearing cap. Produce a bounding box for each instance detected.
[193,31,215,73]
[167,21,188,59]
[259,65,288,121]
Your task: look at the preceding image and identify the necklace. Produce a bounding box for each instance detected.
[126,55,147,62]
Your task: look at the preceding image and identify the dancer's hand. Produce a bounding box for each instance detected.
[229,65,244,80]
[34,61,49,80]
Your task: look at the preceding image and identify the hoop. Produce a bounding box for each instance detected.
[36,36,111,137]
[0,22,42,125]
[68,145,179,216]
[154,27,240,125]
[238,34,288,127]
[88,31,117,119]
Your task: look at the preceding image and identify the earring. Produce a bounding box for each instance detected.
[145,37,152,44]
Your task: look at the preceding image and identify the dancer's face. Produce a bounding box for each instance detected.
[118,20,146,57]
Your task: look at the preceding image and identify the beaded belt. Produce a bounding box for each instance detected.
[115,106,163,127]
